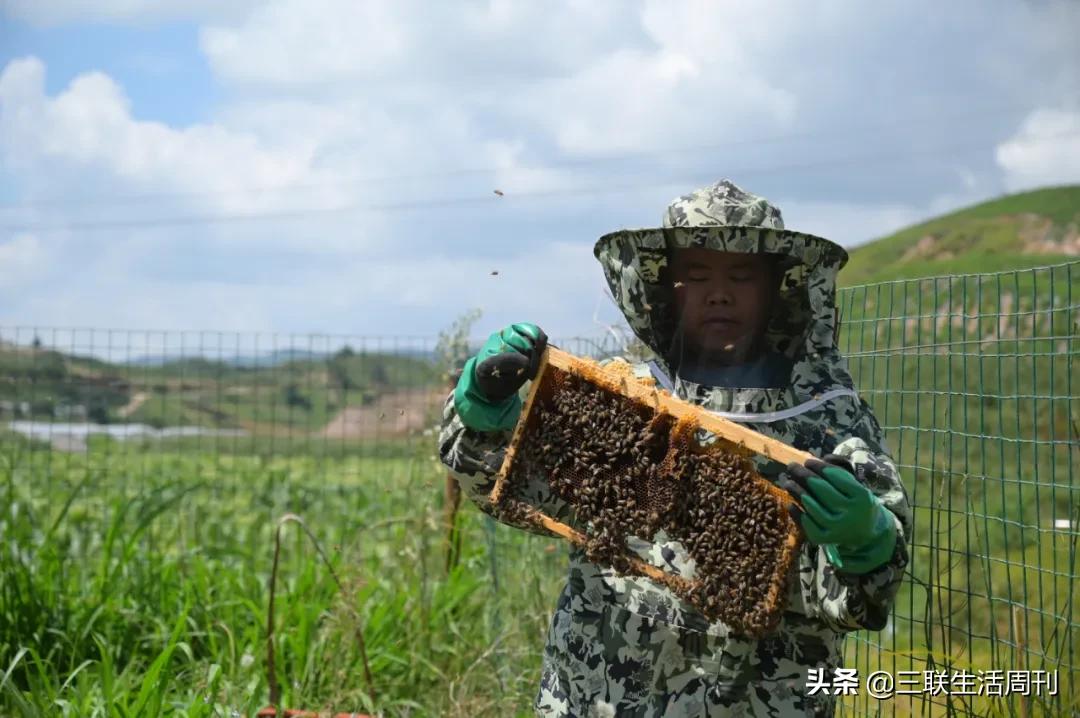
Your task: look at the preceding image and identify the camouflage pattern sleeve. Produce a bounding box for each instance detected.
[809,400,913,632]
[437,390,581,536]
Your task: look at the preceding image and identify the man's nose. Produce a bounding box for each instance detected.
[705,283,733,305]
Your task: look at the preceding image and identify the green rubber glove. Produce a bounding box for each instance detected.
[453,323,547,433]
[779,455,897,575]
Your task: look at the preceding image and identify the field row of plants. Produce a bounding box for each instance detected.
[1,443,568,716]
[2,430,1076,715]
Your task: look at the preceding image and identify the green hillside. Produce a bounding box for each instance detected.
[0,345,439,432]
[841,185,1080,286]
[834,190,1078,687]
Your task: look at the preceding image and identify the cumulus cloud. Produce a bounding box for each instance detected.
[0,56,402,257]
[520,48,796,156]
[0,54,613,335]
[0,57,327,214]
[200,0,637,88]
[777,200,925,249]
[0,236,605,339]
[2,0,1079,337]
[995,108,1080,192]
[199,0,802,156]
[200,0,409,87]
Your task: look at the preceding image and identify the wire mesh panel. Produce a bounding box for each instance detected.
[0,329,632,569]
[0,327,635,705]
[837,261,1079,717]
[0,330,461,709]
[0,261,1076,714]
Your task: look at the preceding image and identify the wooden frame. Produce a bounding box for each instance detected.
[489,345,810,628]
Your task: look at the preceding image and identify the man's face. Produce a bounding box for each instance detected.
[669,248,779,364]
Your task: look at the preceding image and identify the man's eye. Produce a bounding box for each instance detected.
[687,274,709,282]
[730,273,753,282]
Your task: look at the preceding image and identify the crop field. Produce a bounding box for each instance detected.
[0,441,569,716]
[2,394,1075,716]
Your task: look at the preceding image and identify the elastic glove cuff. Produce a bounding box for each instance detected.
[829,502,898,575]
[453,356,522,433]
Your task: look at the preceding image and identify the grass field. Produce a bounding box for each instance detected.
[0,441,569,716]
[840,185,1080,286]
[2,435,1075,717]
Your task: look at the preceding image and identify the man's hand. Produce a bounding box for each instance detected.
[453,323,547,432]
[777,455,897,575]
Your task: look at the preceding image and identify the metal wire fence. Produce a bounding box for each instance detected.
[837,260,1079,717]
[0,260,1076,715]
[0,327,626,555]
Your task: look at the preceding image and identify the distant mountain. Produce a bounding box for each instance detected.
[125,348,327,367]
[841,185,1079,286]
[229,350,329,367]
[0,341,441,430]
[134,349,328,367]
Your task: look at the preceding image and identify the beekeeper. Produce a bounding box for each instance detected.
[439,179,912,717]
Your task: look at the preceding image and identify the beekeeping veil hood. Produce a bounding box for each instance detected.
[593,179,858,425]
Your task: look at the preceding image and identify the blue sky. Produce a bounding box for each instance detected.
[1,1,1078,351]
[0,19,217,127]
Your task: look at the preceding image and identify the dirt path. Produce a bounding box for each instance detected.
[117,391,149,418]
[318,388,446,439]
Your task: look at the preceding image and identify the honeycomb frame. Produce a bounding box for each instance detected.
[490,346,813,637]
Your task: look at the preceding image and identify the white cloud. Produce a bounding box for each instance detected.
[0,56,386,250]
[520,48,796,156]
[199,0,636,88]
[778,200,925,249]
[200,0,410,87]
[0,233,46,289]
[3,1,1080,338]
[0,57,307,207]
[8,276,278,334]
[0,237,608,339]
[0,54,617,336]
[198,0,802,155]
[995,108,1080,192]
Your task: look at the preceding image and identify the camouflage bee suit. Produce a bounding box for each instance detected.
[439,180,912,717]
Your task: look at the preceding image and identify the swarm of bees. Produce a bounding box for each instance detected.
[671,450,788,635]
[501,369,796,637]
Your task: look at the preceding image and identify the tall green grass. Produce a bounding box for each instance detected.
[0,445,567,716]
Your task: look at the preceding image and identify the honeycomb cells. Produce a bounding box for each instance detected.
[503,367,796,637]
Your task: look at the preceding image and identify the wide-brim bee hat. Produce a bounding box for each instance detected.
[593,179,850,366]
